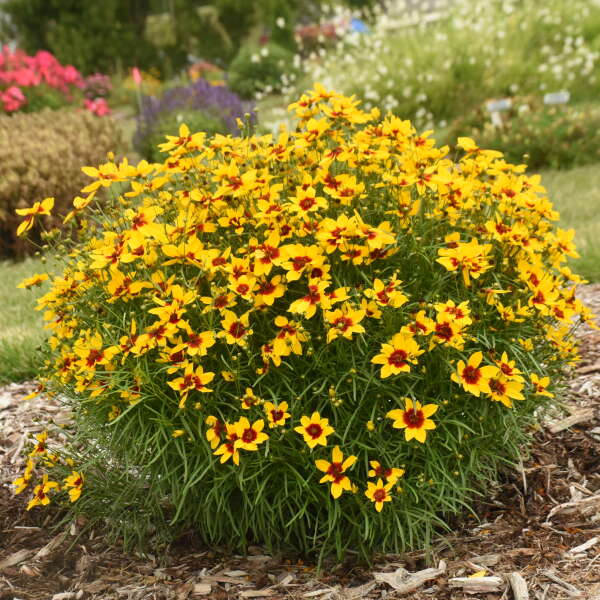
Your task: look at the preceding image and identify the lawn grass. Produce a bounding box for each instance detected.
[541,164,600,283]
[0,257,51,385]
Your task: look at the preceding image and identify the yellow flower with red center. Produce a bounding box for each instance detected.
[240,387,263,410]
[451,351,499,397]
[280,244,325,282]
[387,398,438,443]
[289,281,332,319]
[433,300,472,327]
[214,423,240,465]
[324,302,366,342]
[29,431,48,457]
[27,474,59,510]
[16,197,54,236]
[233,418,269,451]
[167,362,215,407]
[17,273,49,289]
[486,375,525,407]
[364,277,408,308]
[436,238,493,286]
[264,401,291,428]
[295,412,335,448]
[365,478,393,512]
[430,319,466,350]
[219,310,252,347]
[63,471,84,502]
[371,332,423,378]
[252,233,283,276]
[530,374,554,398]
[254,276,286,307]
[205,415,225,449]
[315,446,357,498]
[368,461,405,484]
[12,458,35,494]
[287,185,328,215]
[494,352,525,382]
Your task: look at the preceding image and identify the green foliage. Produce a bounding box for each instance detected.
[2,0,161,74]
[228,42,296,99]
[0,108,122,257]
[444,98,600,170]
[138,109,228,163]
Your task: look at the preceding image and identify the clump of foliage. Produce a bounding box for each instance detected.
[13,86,594,561]
[0,108,121,257]
[445,97,600,170]
[133,79,254,163]
[228,41,297,99]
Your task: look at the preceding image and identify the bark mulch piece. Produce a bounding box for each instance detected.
[2,288,600,600]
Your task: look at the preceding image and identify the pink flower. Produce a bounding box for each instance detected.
[84,97,111,116]
[2,86,26,112]
[131,67,142,86]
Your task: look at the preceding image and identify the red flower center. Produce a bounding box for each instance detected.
[373,488,387,502]
[327,462,344,483]
[462,365,481,385]
[229,322,246,338]
[435,323,453,341]
[306,423,323,439]
[271,409,284,423]
[489,378,506,395]
[292,256,312,271]
[242,428,258,444]
[388,349,408,368]
[403,408,425,429]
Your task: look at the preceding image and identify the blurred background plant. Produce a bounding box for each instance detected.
[133,78,254,162]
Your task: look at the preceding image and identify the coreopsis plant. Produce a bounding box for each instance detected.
[15,84,595,559]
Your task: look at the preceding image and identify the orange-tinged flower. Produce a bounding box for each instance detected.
[371,332,423,378]
[264,401,290,428]
[12,458,35,494]
[451,351,499,396]
[295,412,334,448]
[365,478,393,512]
[315,446,356,498]
[387,398,438,443]
[240,387,263,410]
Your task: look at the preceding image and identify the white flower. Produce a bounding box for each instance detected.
[251,54,260,64]
[260,47,269,57]
[276,17,285,28]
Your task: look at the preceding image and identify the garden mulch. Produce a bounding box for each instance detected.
[1,287,600,600]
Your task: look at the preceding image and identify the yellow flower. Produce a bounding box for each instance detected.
[205,416,225,449]
[27,474,59,510]
[63,471,84,502]
[531,374,554,398]
[17,273,49,289]
[451,351,499,397]
[387,398,438,443]
[233,418,269,451]
[368,461,405,484]
[264,401,291,428]
[315,446,356,498]
[295,412,335,449]
[324,302,366,343]
[15,197,54,236]
[371,332,423,378]
[219,310,252,347]
[365,478,393,512]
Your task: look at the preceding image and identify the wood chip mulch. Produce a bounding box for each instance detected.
[2,286,600,600]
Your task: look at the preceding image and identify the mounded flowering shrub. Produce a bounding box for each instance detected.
[14,85,595,559]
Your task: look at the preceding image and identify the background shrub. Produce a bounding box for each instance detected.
[0,108,121,257]
[133,79,254,162]
[227,42,297,99]
[15,87,592,561]
[444,97,600,170]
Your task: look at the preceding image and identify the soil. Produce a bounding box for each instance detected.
[1,286,600,600]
